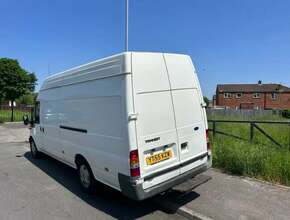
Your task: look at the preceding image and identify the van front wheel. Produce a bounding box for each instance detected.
[30,140,40,159]
[77,161,96,194]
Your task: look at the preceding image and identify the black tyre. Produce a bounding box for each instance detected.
[30,139,40,159]
[77,159,97,194]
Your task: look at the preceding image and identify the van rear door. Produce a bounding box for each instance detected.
[163,54,208,174]
[131,53,181,189]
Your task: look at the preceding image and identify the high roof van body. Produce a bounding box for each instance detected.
[29,52,211,200]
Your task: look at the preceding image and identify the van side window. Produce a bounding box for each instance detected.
[35,101,40,124]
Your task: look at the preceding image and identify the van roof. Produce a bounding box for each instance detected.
[40,52,189,91]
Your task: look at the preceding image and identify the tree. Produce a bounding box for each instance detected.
[0,58,37,121]
[16,92,37,105]
[203,96,209,107]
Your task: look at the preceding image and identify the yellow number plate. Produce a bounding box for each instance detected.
[146,150,172,165]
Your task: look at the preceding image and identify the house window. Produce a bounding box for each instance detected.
[253,93,261,99]
[236,93,242,98]
[271,93,278,100]
[224,93,232,99]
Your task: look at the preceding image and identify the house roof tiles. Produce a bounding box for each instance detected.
[217,83,290,93]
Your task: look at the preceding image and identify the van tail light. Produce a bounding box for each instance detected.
[130,150,140,178]
[206,129,211,151]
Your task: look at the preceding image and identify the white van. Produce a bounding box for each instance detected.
[27,52,211,200]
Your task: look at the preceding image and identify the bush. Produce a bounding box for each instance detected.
[282,110,290,119]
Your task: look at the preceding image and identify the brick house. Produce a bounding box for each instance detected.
[215,82,290,110]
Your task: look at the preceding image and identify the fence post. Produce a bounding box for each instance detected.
[213,121,216,138]
[288,124,290,151]
[250,122,254,142]
[11,104,14,122]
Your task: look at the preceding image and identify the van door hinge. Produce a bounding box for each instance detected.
[128,113,138,121]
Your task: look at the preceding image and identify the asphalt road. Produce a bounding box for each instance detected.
[0,141,185,220]
[2,123,290,220]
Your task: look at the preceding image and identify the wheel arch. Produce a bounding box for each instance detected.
[75,154,89,168]
[74,154,98,180]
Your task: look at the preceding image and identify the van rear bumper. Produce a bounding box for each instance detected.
[118,154,211,201]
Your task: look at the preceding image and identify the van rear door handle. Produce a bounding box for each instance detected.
[128,113,138,121]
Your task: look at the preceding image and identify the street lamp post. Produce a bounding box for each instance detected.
[125,0,129,52]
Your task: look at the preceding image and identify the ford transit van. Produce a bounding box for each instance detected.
[28,52,211,200]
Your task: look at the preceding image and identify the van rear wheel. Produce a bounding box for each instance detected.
[77,160,97,194]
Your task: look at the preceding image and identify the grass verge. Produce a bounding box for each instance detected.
[210,115,290,186]
[0,109,29,122]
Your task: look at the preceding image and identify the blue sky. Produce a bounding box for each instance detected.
[1,0,290,98]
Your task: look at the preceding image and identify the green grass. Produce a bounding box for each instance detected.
[0,109,29,122]
[209,115,290,186]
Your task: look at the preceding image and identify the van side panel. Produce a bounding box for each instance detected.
[39,79,131,190]
[58,76,129,189]
[37,53,132,191]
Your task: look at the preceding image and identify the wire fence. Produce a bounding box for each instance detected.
[208,119,290,150]
[206,108,281,119]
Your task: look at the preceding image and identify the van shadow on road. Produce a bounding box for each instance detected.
[24,152,200,219]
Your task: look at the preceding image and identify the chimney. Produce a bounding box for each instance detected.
[258,80,262,85]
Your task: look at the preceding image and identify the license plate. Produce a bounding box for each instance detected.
[146,150,172,165]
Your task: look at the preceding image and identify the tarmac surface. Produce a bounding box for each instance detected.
[1,123,290,220]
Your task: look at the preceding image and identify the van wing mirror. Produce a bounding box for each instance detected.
[23,115,30,126]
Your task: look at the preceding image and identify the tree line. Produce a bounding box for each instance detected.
[0,58,37,121]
